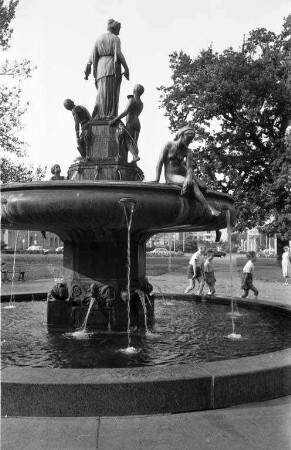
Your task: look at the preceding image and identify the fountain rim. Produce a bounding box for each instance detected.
[2,295,291,417]
[1,180,234,202]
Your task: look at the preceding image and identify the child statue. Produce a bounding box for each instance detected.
[63,99,91,160]
[50,164,66,180]
[110,84,144,163]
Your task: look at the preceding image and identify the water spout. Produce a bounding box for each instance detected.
[43,297,48,325]
[119,197,137,348]
[5,231,19,309]
[77,298,95,332]
[119,197,137,222]
[107,307,112,332]
[226,210,242,336]
[168,233,172,273]
[145,294,154,310]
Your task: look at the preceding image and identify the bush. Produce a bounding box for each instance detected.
[2,247,14,254]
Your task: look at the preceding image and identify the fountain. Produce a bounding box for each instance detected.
[1,122,234,331]
[1,19,290,417]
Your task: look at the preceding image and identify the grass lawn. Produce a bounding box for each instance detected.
[2,254,188,280]
[2,254,64,280]
[236,256,283,283]
[146,256,188,276]
[3,254,284,283]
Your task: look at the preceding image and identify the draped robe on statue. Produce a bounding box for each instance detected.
[88,32,124,119]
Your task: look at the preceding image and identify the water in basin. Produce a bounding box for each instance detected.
[2,299,291,369]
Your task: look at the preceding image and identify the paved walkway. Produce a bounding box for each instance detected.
[150,254,291,305]
[1,256,291,449]
[2,396,291,450]
[2,255,290,304]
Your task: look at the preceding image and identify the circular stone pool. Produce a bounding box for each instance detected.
[2,299,291,369]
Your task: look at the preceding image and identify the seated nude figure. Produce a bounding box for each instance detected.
[155,126,220,216]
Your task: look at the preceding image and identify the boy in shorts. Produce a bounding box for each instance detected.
[184,246,205,294]
[241,251,258,300]
[203,249,216,296]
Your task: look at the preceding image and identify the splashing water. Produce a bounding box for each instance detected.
[3,296,16,309]
[227,332,242,340]
[69,330,93,339]
[134,289,149,333]
[154,285,173,306]
[120,346,140,354]
[227,310,243,318]
[119,198,136,349]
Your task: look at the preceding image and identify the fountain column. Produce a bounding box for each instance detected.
[62,233,148,297]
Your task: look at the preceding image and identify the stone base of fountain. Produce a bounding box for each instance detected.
[47,294,154,331]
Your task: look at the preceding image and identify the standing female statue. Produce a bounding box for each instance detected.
[84,19,130,119]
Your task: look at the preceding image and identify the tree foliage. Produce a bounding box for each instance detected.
[158,15,291,240]
[0,0,18,50]
[0,59,34,157]
[0,0,45,183]
[0,156,45,183]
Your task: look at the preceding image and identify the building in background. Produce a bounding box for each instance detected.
[146,230,228,252]
[1,229,62,251]
[240,228,278,253]
[146,229,290,254]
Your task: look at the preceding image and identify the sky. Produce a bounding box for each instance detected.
[5,0,291,181]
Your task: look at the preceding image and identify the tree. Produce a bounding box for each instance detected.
[184,235,198,253]
[0,0,46,183]
[0,157,45,183]
[158,15,291,241]
[0,0,18,50]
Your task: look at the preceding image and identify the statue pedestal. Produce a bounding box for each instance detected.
[88,119,119,160]
[68,119,144,181]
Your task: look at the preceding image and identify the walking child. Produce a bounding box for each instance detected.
[184,246,205,294]
[203,249,216,296]
[282,246,291,285]
[241,251,258,300]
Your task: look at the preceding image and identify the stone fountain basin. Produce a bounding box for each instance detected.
[2,296,291,417]
[1,181,234,234]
